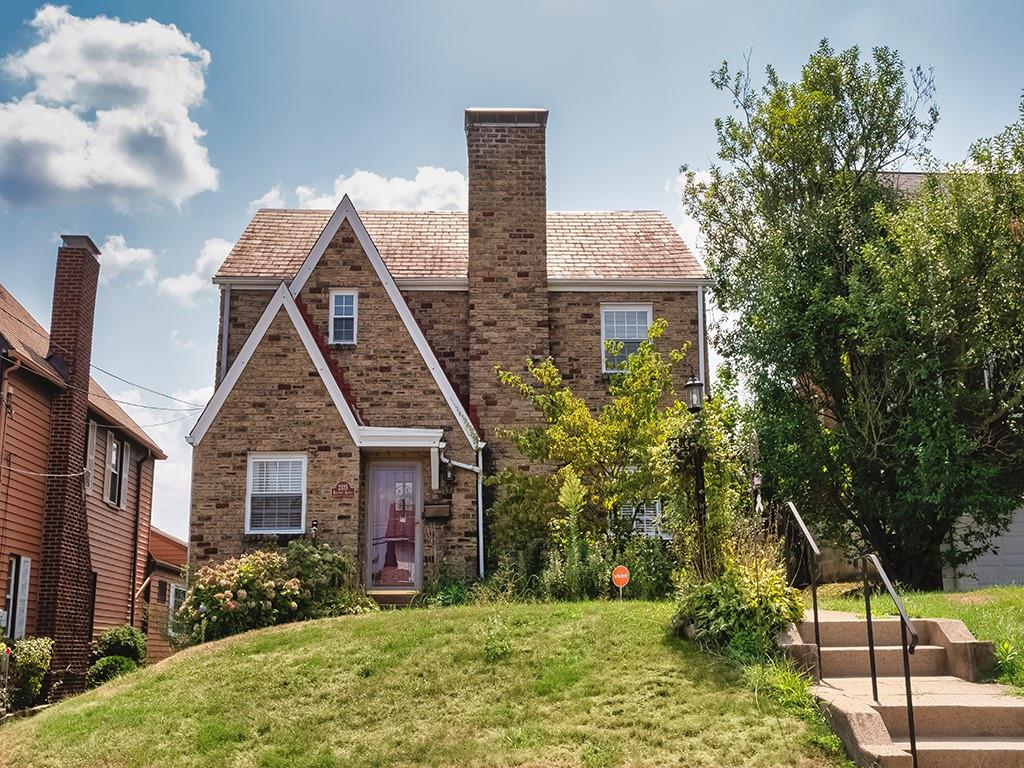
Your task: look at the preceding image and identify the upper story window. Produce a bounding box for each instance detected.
[104,431,129,508]
[601,303,652,373]
[246,453,307,534]
[329,290,358,345]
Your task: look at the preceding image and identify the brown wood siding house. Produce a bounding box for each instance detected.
[0,236,166,689]
[142,528,187,662]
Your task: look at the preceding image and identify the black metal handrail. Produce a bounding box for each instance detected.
[856,554,919,768]
[783,500,823,679]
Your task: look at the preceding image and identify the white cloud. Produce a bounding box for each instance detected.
[295,166,467,210]
[169,330,196,351]
[158,237,233,306]
[114,385,213,540]
[664,169,712,260]
[0,5,217,206]
[248,184,286,214]
[98,234,156,284]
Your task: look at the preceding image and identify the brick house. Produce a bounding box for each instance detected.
[0,236,166,690]
[188,109,710,597]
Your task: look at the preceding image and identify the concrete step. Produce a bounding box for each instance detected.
[819,645,948,677]
[890,736,1024,768]
[800,617,914,647]
[878,701,1024,738]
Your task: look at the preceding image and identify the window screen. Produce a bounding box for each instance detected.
[247,455,306,533]
[602,306,651,372]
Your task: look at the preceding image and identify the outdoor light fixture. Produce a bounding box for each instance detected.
[684,373,705,413]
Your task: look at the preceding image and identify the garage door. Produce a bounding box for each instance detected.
[948,508,1024,589]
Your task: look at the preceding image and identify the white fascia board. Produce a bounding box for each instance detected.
[547,278,714,292]
[187,283,363,447]
[289,194,481,451]
[395,277,468,291]
[359,426,445,449]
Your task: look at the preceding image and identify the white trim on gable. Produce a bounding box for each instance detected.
[187,283,458,451]
[188,283,363,447]
[289,195,480,450]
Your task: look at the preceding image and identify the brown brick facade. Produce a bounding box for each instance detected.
[466,110,550,470]
[549,291,703,407]
[404,290,470,401]
[36,238,99,693]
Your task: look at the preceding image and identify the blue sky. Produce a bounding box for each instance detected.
[1,1,1021,538]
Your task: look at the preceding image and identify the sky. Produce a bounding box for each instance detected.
[0,1,1021,539]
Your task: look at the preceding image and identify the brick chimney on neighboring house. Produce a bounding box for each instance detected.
[35,235,100,694]
[466,108,550,471]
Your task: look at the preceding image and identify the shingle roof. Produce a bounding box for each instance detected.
[216,209,707,283]
[0,282,167,459]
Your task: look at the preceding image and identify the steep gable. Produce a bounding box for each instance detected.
[289,196,479,454]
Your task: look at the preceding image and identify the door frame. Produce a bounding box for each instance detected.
[365,460,423,591]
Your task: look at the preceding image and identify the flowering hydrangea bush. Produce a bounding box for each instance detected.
[177,550,301,643]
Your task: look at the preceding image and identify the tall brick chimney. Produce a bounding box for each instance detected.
[466,108,549,470]
[36,234,100,694]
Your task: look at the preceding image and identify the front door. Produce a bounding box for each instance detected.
[367,463,421,590]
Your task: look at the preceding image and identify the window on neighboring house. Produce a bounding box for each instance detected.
[3,554,31,641]
[329,290,358,345]
[246,453,307,534]
[104,431,129,507]
[168,584,186,635]
[620,500,671,540]
[601,304,652,373]
[157,580,168,604]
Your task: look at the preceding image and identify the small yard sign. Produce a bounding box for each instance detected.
[612,565,630,599]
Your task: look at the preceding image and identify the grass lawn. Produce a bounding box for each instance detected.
[814,584,1024,689]
[0,601,843,768]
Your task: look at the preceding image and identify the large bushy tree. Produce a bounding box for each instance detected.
[685,40,1024,587]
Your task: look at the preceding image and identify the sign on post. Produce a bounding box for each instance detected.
[611,565,630,599]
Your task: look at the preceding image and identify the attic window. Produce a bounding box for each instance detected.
[329,290,358,345]
[601,303,652,373]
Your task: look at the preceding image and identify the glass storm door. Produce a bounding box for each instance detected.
[368,464,420,589]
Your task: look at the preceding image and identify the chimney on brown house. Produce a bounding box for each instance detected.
[35,235,100,694]
[465,108,550,471]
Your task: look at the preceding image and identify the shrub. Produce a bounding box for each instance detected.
[8,637,53,710]
[283,540,354,618]
[469,554,537,604]
[178,550,301,643]
[87,655,137,687]
[619,535,674,600]
[313,588,379,618]
[420,564,472,608]
[95,625,147,664]
[674,552,802,661]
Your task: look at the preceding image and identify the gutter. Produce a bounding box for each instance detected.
[437,443,487,578]
[0,352,22,568]
[127,447,150,627]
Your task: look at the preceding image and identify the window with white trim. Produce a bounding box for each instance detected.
[168,584,186,635]
[601,303,652,373]
[246,453,307,534]
[329,290,358,345]
[620,500,671,540]
[104,431,129,508]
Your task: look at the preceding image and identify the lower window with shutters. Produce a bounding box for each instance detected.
[619,500,671,540]
[245,453,307,535]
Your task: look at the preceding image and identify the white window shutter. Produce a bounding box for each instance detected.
[84,421,97,492]
[119,441,131,509]
[15,557,30,639]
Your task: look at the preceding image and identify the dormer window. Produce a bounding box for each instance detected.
[601,303,652,373]
[329,290,358,345]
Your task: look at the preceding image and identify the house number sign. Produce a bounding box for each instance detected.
[331,481,354,499]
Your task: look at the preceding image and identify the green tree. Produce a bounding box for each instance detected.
[488,319,686,569]
[686,40,1024,587]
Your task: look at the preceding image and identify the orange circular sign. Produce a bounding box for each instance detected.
[611,565,630,588]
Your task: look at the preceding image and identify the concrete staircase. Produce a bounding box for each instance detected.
[781,610,1024,768]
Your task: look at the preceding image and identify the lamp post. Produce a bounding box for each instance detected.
[684,374,708,574]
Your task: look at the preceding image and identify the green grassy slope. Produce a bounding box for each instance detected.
[0,602,839,768]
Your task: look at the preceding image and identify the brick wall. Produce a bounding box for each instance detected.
[404,290,470,402]
[294,220,475,466]
[549,291,702,408]
[190,308,362,569]
[466,109,550,471]
[36,236,99,694]
[222,289,274,374]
